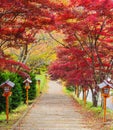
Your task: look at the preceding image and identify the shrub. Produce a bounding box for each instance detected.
[9,73,23,110]
[0,89,5,113]
[66,86,75,92]
[0,71,37,112]
[28,72,37,100]
[0,72,10,113]
[0,72,23,112]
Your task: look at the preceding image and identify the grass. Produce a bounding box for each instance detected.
[64,86,113,114]
[63,86,74,95]
[0,74,48,130]
[36,73,47,96]
[0,98,40,130]
[74,95,103,114]
[63,86,113,129]
[74,93,113,120]
[0,103,27,130]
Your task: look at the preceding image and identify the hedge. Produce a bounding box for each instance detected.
[0,71,37,113]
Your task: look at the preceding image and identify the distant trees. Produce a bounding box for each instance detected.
[0,0,61,76]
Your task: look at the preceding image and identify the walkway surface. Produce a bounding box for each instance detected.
[13,81,93,130]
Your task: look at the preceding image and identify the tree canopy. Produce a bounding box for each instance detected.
[48,0,113,106]
[0,0,65,77]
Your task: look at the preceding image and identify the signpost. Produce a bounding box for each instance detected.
[98,78,113,122]
[0,80,15,123]
[102,86,110,122]
[23,78,32,105]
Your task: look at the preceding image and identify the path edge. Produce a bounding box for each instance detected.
[11,95,41,130]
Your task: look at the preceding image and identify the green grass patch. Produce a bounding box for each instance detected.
[74,93,110,118]
[0,103,27,130]
[110,127,113,130]
[0,73,48,129]
[64,86,113,119]
[63,86,71,95]
[35,74,47,96]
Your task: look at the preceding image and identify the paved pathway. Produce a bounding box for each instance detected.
[13,81,93,130]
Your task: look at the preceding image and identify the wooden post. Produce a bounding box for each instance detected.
[6,95,9,123]
[103,96,107,122]
[26,89,28,105]
[23,78,32,105]
[37,80,41,95]
[98,82,111,122]
[38,84,40,95]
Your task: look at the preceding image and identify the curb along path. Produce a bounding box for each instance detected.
[12,80,93,130]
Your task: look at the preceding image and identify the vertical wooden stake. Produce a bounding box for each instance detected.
[38,80,41,95]
[103,96,107,122]
[26,89,28,105]
[6,95,9,123]
[38,84,40,95]
[84,90,86,106]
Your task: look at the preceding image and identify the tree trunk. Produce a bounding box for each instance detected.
[82,89,84,100]
[90,87,98,107]
[92,93,98,107]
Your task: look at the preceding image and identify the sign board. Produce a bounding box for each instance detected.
[103,88,109,94]
[4,87,10,93]
[0,80,15,95]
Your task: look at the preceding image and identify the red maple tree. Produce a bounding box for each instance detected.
[0,0,63,77]
[49,0,113,106]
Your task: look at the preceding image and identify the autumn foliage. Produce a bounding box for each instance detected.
[48,0,113,106]
[0,0,63,77]
[1,0,113,106]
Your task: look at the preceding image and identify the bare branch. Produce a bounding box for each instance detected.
[48,33,69,48]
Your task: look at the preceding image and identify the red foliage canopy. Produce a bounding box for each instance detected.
[49,0,113,90]
[0,0,63,76]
